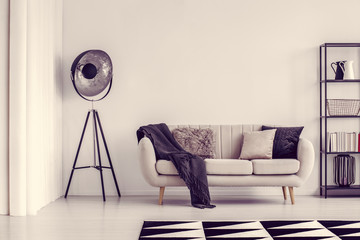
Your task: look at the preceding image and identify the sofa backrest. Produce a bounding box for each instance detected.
[168,124,265,159]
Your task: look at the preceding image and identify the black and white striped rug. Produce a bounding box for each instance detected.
[139,220,360,239]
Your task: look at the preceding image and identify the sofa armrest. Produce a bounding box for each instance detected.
[138,137,160,186]
[296,138,315,183]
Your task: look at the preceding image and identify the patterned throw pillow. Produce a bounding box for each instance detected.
[172,128,216,159]
[262,126,304,159]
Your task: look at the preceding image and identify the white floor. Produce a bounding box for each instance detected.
[1,194,360,240]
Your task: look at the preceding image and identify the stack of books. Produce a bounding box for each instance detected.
[327,132,358,152]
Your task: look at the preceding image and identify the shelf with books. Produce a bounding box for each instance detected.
[327,132,358,152]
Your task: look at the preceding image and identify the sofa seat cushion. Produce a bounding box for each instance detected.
[155,159,253,175]
[251,159,300,175]
[205,159,252,175]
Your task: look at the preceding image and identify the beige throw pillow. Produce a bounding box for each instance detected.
[239,129,276,160]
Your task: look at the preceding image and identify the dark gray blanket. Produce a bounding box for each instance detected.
[137,123,215,209]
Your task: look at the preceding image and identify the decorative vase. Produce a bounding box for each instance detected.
[343,60,355,79]
[331,61,346,80]
[333,154,355,187]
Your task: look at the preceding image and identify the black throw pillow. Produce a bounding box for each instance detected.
[262,126,304,159]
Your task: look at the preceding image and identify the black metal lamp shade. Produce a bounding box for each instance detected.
[71,50,112,101]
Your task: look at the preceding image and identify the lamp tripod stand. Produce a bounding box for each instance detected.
[64,108,121,201]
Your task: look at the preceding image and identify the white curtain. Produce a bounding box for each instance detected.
[0,0,63,216]
[0,0,10,216]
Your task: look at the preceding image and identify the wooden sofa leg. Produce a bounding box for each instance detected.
[159,187,165,205]
[282,186,287,200]
[288,186,295,204]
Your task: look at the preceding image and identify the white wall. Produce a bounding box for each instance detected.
[62,0,360,197]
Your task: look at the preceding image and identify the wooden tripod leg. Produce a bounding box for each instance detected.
[288,186,295,205]
[159,187,165,205]
[282,186,287,200]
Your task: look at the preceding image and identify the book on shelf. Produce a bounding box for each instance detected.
[327,132,358,152]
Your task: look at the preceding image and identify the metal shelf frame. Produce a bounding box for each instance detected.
[320,43,360,198]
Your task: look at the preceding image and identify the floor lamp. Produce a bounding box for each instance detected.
[64,50,121,201]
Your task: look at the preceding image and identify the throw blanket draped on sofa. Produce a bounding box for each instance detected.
[136,123,215,209]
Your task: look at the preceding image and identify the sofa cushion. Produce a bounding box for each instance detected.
[239,129,276,160]
[205,159,253,175]
[172,127,215,158]
[155,159,253,175]
[251,159,300,175]
[262,126,304,158]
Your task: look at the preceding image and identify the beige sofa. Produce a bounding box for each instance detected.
[138,124,314,205]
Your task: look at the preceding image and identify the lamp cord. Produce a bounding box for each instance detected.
[92,108,97,167]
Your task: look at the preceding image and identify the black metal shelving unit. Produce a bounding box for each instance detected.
[320,43,360,198]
